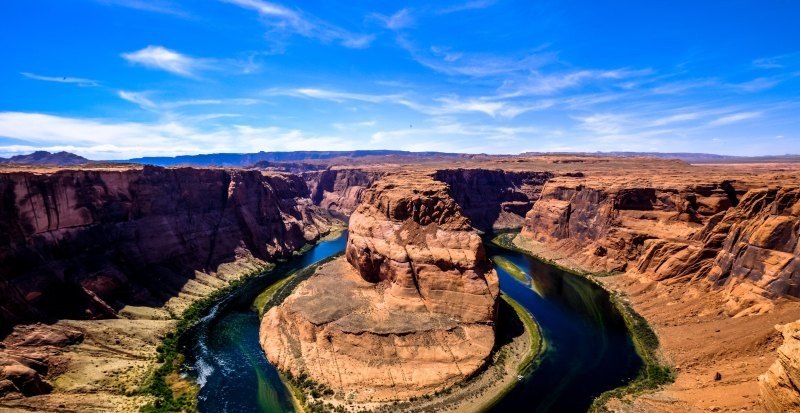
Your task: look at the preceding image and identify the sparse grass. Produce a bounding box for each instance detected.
[501,294,543,374]
[137,263,277,413]
[491,256,528,284]
[588,296,675,412]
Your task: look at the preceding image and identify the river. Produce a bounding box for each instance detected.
[182,231,642,413]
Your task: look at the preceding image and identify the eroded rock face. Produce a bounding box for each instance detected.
[432,169,551,231]
[521,179,741,273]
[760,321,800,412]
[0,323,83,397]
[0,166,333,331]
[304,168,385,216]
[261,173,499,401]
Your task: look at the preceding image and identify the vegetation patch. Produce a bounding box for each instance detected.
[490,232,674,411]
[137,264,277,413]
[491,256,528,284]
[588,296,675,412]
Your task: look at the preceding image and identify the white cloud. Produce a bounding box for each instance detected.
[0,112,353,159]
[436,0,497,14]
[122,46,207,77]
[95,0,188,17]
[732,77,782,93]
[397,37,554,77]
[118,91,158,109]
[119,90,261,111]
[270,88,401,103]
[502,69,653,97]
[371,8,414,30]
[21,72,98,87]
[708,111,762,126]
[272,87,549,119]
[222,0,374,48]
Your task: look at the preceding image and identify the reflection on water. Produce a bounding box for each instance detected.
[484,241,642,413]
[184,231,642,413]
[182,232,348,413]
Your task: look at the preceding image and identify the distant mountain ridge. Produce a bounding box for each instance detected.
[0,151,91,166]
[522,151,800,163]
[124,150,468,167]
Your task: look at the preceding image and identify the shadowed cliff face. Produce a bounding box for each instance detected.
[433,169,552,232]
[261,172,499,401]
[304,168,385,216]
[0,166,333,332]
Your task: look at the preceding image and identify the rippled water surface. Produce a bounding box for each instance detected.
[184,232,642,413]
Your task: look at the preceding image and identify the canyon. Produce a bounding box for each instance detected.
[260,172,501,402]
[0,155,799,412]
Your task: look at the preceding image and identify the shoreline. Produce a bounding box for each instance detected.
[489,232,674,411]
[0,228,344,413]
[262,255,545,413]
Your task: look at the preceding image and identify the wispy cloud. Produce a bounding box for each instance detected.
[119,90,260,110]
[501,69,652,97]
[122,46,207,77]
[222,0,374,48]
[708,111,762,126]
[398,37,554,77]
[271,87,549,119]
[435,0,498,15]
[95,0,188,17]
[0,111,354,159]
[118,91,158,109]
[371,8,414,30]
[21,72,99,87]
[752,53,797,69]
[269,87,401,103]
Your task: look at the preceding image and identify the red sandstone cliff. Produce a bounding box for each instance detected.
[0,166,333,332]
[432,169,551,231]
[260,172,499,401]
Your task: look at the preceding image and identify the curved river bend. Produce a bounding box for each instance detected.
[182,232,643,412]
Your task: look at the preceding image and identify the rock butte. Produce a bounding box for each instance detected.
[1,155,800,412]
[260,172,500,401]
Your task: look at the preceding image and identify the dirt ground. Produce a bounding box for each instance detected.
[600,273,800,413]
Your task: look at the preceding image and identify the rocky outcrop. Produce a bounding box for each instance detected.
[520,179,800,409]
[0,323,83,397]
[760,321,800,412]
[304,168,385,216]
[433,169,551,231]
[521,179,742,273]
[260,173,499,401]
[0,166,334,332]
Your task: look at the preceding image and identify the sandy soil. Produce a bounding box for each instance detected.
[600,274,800,413]
[0,256,269,413]
[511,234,800,412]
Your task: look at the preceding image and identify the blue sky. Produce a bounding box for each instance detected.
[1,0,798,159]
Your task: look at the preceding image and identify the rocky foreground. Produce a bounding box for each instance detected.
[260,172,500,401]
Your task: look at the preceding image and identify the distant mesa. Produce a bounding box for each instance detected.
[0,151,91,166]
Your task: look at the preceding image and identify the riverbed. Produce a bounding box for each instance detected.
[182,231,642,412]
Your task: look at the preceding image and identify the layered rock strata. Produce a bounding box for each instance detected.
[760,320,800,412]
[0,166,334,332]
[304,168,385,216]
[432,169,552,231]
[260,173,499,401]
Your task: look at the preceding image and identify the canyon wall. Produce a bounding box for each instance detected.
[304,168,385,216]
[0,166,334,332]
[519,177,800,410]
[432,169,552,231]
[261,172,499,401]
[521,180,800,313]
